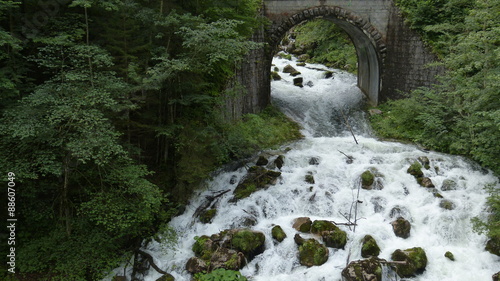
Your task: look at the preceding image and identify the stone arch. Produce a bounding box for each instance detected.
[267,6,386,105]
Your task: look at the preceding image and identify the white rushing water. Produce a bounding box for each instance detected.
[135,56,499,281]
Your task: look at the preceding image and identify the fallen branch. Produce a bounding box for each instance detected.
[340,109,358,144]
[137,249,168,275]
[193,189,230,218]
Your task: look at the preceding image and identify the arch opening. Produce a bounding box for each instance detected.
[267,6,386,106]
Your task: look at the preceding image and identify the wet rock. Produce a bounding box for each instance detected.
[418,177,435,188]
[305,80,314,87]
[310,220,337,234]
[293,77,303,87]
[391,217,411,239]
[294,233,306,245]
[274,155,285,170]
[342,256,387,281]
[389,206,410,219]
[324,71,334,79]
[272,225,287,242]
[283,64,297,74]
[186,257,208,274]
[361,235,381,258]
[296,62,306,67]
[298,238,329,267]
[486,237,500,256]
[441,179,458,191]
[256,156,269,166]
[210,248,245,271]
[391,247,428,277]
[297,54,310,62]
[361,170,375,189]
[229,175,238,184]
[230,229,266,260]
[493,271,500,281]
[271,71,282,81]
[305,173,315,184]
[309,157,320,165]
[444,251,455,261]
[233,166,281,200]
[199,208,217,224]
[321,228,347,249]
[407,161,424,178]
[293,217,312,232]
[439,199,455,210]
[418,156,431,169]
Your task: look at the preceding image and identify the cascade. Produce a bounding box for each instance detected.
[119,56,499,281]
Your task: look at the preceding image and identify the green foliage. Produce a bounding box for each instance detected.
[194,268,247,281]
[472,185,500,239]
[293,19,357,72]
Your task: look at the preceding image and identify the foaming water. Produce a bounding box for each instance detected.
[128,57,499,281]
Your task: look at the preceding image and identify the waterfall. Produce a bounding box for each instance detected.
[121,56,499,281]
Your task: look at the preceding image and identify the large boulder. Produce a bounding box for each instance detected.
[493,271,500,281]
[342,257,387,281]
[233,166,281,200]
[188,229,266,275]
[486,237,500,256]
[361,235,381,258]
[391,247,428,277]
[407,161,424,178]
[310,220,337,234]
[230,229,266,260]
[298,238,329,267]
[360,168,384,190]
[391,217,411,239]
[321,228,347,249]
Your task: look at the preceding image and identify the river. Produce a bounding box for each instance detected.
[129,56,500,281]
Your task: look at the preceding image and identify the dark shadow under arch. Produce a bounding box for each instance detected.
[267,6,386,105]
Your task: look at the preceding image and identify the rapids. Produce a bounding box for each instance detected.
[127,56,500,281]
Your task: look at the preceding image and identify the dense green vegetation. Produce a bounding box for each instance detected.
[0,1,302,280]
[370,0,499,244]
[287,19,357,72]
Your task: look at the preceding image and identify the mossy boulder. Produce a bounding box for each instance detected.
[407,162,424,178]
[293,77,303,87]
[199,208,217,224]
[439,199,456,210]
[324,71,334,79]
[297,54,310,62]
[298,238,329,267]
[418,156,431,169]
[233,166,281,200]
[256,156,269,166]
[444,251,455,261]
[361,235,381,258]
[493,271,500,281]
[391,217,411,239]
[231,229,266,259]
[188,229,266,275]
[486,237,500,256]
[342,256,386,281]
[417,177,435,188]
[271,71,282,81]
[296,62,306,67]
[361,170,375,189]
[305,173,315,184]
[321,228,348,249]
[293,217,312,232]
[441,179,458,191]
[194,269,247,281]
[310,220,337,234]
[391,247,428,277]
[271,225,287,242]
[274,155,285,170]
[283,64,297,74]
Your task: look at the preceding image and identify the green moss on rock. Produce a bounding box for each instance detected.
[231,230,266,259]
[322,227,347,249]
[361,235,381,258]
[298,239,329,267]
[361,170,375,189]
[233,166,281,200]
[311,220,337,234]
[391,247,428,277]
[199,209,217,224]
[407,161,423,178]
[444,251,455,261]
[342,257,385,281]
[486,237,500,256]
[271,225,287,242]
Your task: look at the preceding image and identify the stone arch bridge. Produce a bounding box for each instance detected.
[227,0,442,119]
